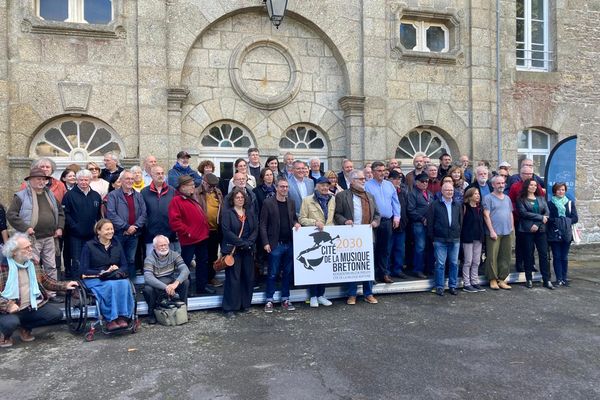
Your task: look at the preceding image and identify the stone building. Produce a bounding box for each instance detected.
[0,1,598,241]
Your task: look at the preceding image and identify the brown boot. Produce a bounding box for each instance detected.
[19,328,35,342]
[346,296,356,305]
[0,334,14,348]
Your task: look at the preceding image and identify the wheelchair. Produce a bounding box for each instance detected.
[64,278,140,341]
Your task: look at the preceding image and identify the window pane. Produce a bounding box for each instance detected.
[516,0,525,18]
[309,138,324,149]
[201,135,219,147]
[80,121,95,148]
[531,21,545,45]
[45,128,71,152]
[518,131,529,149]
[279,137,295,149]
[531,130,549,149]
[418,131,432,152]
[39,0,68,22]
[84,0,113,24]
[516,19,524,42]
[531,0,545,21]
[426,26,446,52]
[400,23,417,50]
[533,154,546,177]
[88,128,111,151]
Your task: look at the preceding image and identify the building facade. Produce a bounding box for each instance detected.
[0,0,598,241]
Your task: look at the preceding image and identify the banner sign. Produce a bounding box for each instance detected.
[544,135,577,201]
[293,224,375,285]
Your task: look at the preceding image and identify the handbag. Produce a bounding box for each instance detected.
[154,299,188,326]
[568,201,582,245]
[98,269,129,281]
[213,217,245,272]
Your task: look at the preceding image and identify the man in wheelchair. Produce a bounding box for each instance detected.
[143,235,189,324]
[0,233,78,348]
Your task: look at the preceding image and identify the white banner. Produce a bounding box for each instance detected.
[293,224,375,285]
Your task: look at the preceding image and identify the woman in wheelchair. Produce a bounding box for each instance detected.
[78,218,135,331]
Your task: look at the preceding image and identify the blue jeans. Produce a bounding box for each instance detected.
[374,218,393,278]
[309,285,325,297]
[412,223,427,273]
[346,281,373,297]
[115,233,139,280]
[433,241,460,289]
[69,235,91,278]
[181,240,209,293]
[391,230,406,275]
[550,241,571,282]
[266,243,293,302]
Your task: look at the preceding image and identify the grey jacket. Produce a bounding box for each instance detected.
[106,188,147,234]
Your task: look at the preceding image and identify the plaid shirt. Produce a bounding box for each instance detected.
[0,261,68,313]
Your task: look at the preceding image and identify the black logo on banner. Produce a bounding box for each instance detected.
[296,231,340,271]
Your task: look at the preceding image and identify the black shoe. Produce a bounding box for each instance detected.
[200,286,216,295]
[525,280,533,288]
[394,272,409,279]
[415,272,428,279]
[435,287,444,296]
[543,281,555,290]
[147,315,157,325]
[563,280,570,287]
[224,311,235,319]
[449,288,458,296]
[49,295,64,303]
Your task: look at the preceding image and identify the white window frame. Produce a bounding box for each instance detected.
[516,0,551,71]
[36,0,114,24]
[395,128,451,169]
[198,122,255,179]
[517,128,552,177]
[279,125,329,171]
[400,20,449,53]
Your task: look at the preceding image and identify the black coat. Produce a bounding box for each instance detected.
[547,199,578,242]
[427,199,463,242]
[141,183,177,244]
[407,188,434,223]
[259,196,297,250]
[220,207,258,254]
[78,238,128,277]
[394,187,409,232]
[516,196,549,233]
[461,204,485,243]
[61,186,102,239]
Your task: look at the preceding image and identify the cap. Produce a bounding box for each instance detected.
[315,176,330,185]
[388,170,402,179]
[25,167,51,181]
[203,173,219,186]
[176,151,191,159]
[415,172,429,182]
[177,174,194,188]
[498,161,511,168]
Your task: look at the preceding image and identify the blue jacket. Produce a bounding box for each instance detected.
[547,199,578,242]
[106,188,147,234]
[167,163,202,188]
[407,187,434,223]
[140,182,176,244]
[288,176,314,216]
[61,186,102,239]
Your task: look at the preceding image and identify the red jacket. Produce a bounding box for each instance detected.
[168,191,209,246]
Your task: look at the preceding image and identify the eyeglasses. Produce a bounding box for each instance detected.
[88,167,99,171]
[353,177,366,181]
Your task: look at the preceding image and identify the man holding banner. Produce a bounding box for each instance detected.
[299,177,335,308]
[334,170,380,305]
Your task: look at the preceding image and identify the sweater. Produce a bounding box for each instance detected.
[61,186,103,239]
[143,250,189,289]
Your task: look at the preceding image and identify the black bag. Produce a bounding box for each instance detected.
[99,269,129,281]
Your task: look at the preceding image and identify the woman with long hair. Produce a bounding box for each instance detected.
[516,178,553,289]
[325,170,343,195]
[461,188,485,292]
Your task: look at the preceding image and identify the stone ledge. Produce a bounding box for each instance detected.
[515,70,561,83]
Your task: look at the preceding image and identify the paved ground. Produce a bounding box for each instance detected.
[1,246,600,400]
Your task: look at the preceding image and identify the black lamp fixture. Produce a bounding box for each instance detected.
[264,0,288,29]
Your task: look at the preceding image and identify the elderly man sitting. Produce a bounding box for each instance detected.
[142,235,190,324]
[0,234,77,348]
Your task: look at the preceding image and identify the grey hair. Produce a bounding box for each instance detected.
[520,165,533,174]
[104,152,119,163]
[76,169,92,180]
[349,170,363,180]
[490,175,505,184]
[413,152,426,159]
[119,169,133,180]
[2,233,30,259]
[31,158,56,172]
[130,165,142,174]
[152,235,170,247]
[475,165,488,174]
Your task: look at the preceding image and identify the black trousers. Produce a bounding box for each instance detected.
[142,276,190,312]
[522,231,550,282]
[0,303,63,337]
[222,249,254,312]
[206,230,221,283]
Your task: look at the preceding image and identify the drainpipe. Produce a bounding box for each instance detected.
[467,0,473,159]
[496,0,502,163]
[135,0,141,159]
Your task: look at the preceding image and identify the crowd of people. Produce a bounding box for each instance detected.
[0,148,579,347]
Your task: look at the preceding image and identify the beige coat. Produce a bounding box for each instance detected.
[299,194,335,227]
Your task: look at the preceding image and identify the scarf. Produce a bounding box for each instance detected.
[552,195,569,217]
[261,183,276,198]
[132,180,145,192]
[1,258,41,310]
[350,187,371,224]
[314,192,331,220]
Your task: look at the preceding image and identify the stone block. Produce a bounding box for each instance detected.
[17,37,41,62]
[202,29,222,49]
[208,49,230,69]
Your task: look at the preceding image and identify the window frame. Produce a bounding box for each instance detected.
[278,125,329,171]
[517,128,553,177]
[516,0,551,72]
[395,128,451,168]
[400,20,449,53]
[36,0,114,25]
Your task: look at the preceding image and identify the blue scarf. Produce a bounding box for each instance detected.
[551,195,568,217]
[261,183,276,198]
[1,258,41,310]
[314,192,331,220]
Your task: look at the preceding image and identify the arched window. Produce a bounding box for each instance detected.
[279,125,328,169]
[395,128,450,165]
[518,128,553,177]
[198,121,255,180]
[30,116,124,168]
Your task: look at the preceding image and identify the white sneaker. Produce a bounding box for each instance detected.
[310,296,319,308]
[317,296,332,306]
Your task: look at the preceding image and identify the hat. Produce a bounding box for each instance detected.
[177,174,194,188]
[415,172,429,182]
[25,167,50,181]
[498,161,511,168]
[176,151,191,159]
[315,176,330,185]
[203,173,219,186]
[388,170,402,179]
